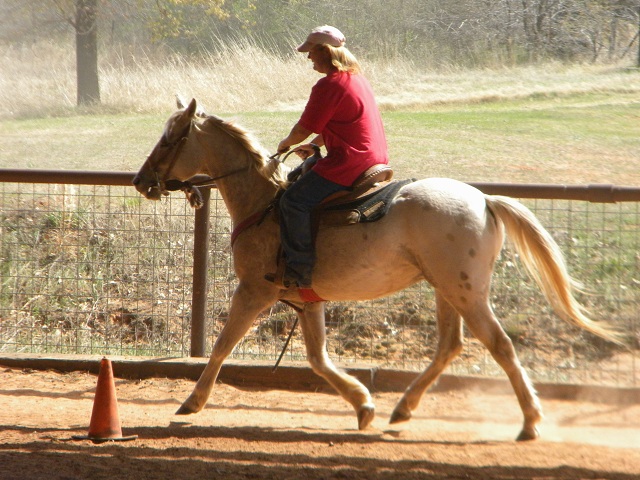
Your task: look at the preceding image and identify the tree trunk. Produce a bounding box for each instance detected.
[75,0,100,106]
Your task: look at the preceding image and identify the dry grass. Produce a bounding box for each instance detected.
[3,39,640,118]
[371,62,640,110]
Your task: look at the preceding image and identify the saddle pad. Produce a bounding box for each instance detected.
[318,179,414,226]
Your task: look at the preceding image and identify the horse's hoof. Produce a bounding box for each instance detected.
[516,427,539,441]
[357,404,375,430]
[175,404,197,415]
[389,406,412,424]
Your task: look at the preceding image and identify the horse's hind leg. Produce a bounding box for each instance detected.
[298,301,375,430]
[390,292,464,424]
[462,302,543,441]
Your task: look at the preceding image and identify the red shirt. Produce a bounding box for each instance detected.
[298,71,388,186]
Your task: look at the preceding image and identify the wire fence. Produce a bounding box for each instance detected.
[0,173,638,388]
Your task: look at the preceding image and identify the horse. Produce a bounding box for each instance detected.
[133,98,621,441]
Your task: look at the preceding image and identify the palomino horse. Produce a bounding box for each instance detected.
[133,99,620,441]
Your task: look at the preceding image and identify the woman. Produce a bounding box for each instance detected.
[273,25,389,289]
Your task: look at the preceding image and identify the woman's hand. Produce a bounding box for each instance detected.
[276,141,290,155]
[293,144,317,159]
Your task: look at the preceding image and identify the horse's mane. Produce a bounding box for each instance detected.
[199,114,290,189]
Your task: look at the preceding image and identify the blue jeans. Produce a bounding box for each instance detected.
[279,170,348,284]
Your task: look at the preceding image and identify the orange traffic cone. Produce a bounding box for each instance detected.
[73,357,137,443]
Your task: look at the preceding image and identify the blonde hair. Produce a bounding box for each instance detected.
[326,45,361,75]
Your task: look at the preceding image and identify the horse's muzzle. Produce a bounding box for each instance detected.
[132,174,166,201]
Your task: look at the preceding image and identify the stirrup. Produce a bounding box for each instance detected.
[265,251,291,289]
[264,265,312,289]
[264,272,293,289]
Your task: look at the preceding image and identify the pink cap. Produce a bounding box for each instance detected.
[297,25,346,52]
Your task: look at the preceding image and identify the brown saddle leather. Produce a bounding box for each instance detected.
[320,164,394,207]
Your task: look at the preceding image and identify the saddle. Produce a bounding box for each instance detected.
[322,163,394,205]
[317,167,414,226]
[281,161,401,228]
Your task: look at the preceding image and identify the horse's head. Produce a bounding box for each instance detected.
[133,98,202,201]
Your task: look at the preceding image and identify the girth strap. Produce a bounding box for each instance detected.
[230,204,275,247]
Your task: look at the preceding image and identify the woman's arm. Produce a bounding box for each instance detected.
[277,123,313,154]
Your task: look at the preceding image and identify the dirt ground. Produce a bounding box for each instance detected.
[1,367,639,480]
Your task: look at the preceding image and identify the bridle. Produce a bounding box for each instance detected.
[145,121,250,208]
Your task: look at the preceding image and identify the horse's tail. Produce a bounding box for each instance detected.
[484,195,624,345]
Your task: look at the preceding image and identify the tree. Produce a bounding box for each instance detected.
[75,0,100,105]
[2,0,102,106]
[147,0,230,45]
[1,0,638,80]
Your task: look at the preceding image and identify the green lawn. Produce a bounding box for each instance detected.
[1,93,639,186]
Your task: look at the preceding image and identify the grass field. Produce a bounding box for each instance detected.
[1,97,639,185]
[1,42,639,185]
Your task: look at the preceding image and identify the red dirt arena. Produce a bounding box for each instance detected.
[1,365,639,480]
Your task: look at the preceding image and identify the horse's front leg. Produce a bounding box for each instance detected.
[298,301,375,430]
[176,282,276,415]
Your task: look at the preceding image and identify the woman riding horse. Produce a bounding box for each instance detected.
[272,25,389,289]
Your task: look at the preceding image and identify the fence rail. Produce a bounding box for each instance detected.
[1,169,638,387]
[4,169,639,201]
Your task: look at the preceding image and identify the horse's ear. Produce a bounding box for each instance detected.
[176,93,187,109]
[177,94,207,118]
[186,98,197,118]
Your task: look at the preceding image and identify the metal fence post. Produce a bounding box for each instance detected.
[190,187,211,357]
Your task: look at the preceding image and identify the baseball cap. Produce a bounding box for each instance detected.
[296,25,346,52]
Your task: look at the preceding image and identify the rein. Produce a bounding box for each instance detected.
[154,120,310,210]
[155,127,317,370]
[164,166,250,210]
[164,166,249,191]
